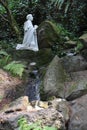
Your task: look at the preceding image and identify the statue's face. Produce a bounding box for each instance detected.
[26,14,33,21]
[30,15,33,21]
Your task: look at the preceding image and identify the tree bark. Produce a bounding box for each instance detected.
[0,0,21,40]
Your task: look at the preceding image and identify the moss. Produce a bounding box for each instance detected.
[36,49,53,67]
[75,40,84,53]
[68,83,77,94]
[38,20,63,47]
[83,82,87,89]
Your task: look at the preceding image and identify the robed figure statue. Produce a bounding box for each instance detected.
[16,14,39,51]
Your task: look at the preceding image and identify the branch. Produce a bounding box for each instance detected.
[0,0,12,22]
[0,0,8,6]
[0,13,9,23]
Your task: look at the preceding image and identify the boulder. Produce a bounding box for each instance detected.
[65,40,76,48]
[65,70,87,101]
[48,98,70,123]
[0,97,71,130]
[37,20,62,49]
[43,55,68,98]
[4,96,29,113]
[0,103,66,130]
[79,33,87,48]
[61,55,87,72]
[12,48,53,68]
[61,55,87,100]
[68,94,87,130]
[81,49,87,61]
[43,55,87,101]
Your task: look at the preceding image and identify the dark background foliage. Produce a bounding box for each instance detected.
[0,0,87,39]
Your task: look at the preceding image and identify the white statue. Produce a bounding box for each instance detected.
[16,14,39,51]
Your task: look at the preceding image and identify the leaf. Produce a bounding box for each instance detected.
[34,127,42,130]
[0,50,8,56]
[64,1,70,13]
[43,126,57,130]
[4,61,25,77]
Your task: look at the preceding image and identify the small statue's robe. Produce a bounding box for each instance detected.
[16,20,39,51]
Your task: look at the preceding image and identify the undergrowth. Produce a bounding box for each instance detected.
[0,50,25,77]
[18,117,57,130]
[4,61,25,77]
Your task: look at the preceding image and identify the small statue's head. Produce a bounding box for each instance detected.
[26,14,33,21]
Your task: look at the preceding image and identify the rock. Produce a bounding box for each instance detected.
[43,55,87,101]
[48,98,70,123]
[81,49,87,61]
[38,101,48,108]
[13,48,53,68]
[0,108,66,130]
[0,69,25,110]
[68,94,87,130]
[65,40,76,48]
[31,48,53,67]
[43,55,68,98]
[61,55,87,72]
[65,70,87,101]
[79,33,87,48]
[37,20,62,49]
[60,55,87,100]
[4,96,29,113]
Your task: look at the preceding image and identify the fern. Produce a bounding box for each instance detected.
[0,50,8,57]
[0,50,11,67]
[0,50,25,77]
[0,55,11,67]
[4,61,25,77]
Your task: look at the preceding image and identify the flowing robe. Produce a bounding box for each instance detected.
[16,20,39,51]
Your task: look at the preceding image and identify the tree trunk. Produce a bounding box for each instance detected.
[0,0,21,40]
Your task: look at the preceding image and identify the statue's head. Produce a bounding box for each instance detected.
[26,14,33,21]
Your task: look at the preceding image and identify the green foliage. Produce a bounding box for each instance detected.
[54,22,71,38]
[0,49,25,77]
[51,0,71,14]
[51,0,64,6]
[4,61,25,77]
[0,0,87,40]
[0,95,3,101]
[50,0,87,36]
[51,0,65,10]
[0,50,11,67]
[18,117,57,130]
[0,55,10,67]
[75,41,84,53]
[48,22,69,57]
[0,50,8,57]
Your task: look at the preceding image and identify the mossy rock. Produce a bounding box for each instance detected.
[43,55,68,98]
[37,20,62,49]
[11,48,53,68]
[79,33,87,48]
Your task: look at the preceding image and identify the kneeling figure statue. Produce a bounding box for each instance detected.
[16,14,39,51]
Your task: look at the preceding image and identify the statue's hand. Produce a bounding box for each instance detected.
[34,25,38,29]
